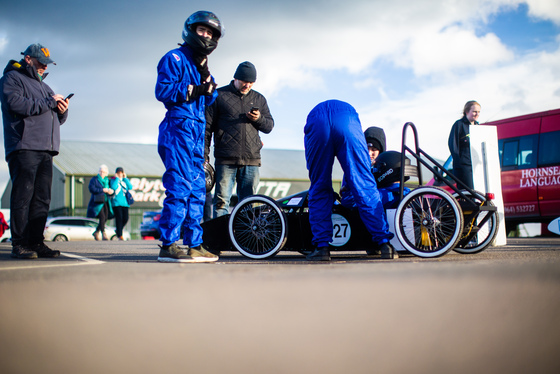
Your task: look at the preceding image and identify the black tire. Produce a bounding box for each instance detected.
[452,191,499,254]
[395,186,463,257]
[53,234,68,242]
[228,195,288,259]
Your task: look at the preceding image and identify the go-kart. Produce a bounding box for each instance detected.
[202,123,499,259]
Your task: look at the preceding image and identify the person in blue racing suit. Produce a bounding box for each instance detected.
[155,11,224,263]
[303,100,396,261]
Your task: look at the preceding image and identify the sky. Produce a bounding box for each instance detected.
[1,0,559,189]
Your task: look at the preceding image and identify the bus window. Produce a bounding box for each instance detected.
[519,135,537,168]
[538,130,560,166]
[501,140,519,169]
[499,134,537,170]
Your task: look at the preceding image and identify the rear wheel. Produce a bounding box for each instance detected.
[452,191,499,254]
[229,195,288,259]
[53,234,68,242]
[395,186,463,257]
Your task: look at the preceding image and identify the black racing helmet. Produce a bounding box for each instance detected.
[182,11,224,55]
[204,161,216,193]
[373,151,411,188]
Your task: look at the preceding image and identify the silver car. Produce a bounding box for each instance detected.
[44,217,131,241]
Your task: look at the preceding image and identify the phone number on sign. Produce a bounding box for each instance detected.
[505,204,536,215]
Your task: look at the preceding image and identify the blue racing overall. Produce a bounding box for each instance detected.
[304,100,393,248]
[155,45,217,247]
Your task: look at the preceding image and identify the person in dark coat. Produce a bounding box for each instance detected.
[87,165,114,240]
[448,100,481,190]
[205,61,274,218]
[1,43,69,259]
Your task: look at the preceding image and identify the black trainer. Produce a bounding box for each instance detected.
[32,243,61,258]
[366,244,381,256]
[11,245,38,259]
[306,246,331,261]
[380,242,398,259]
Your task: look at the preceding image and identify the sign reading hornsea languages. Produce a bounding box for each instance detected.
[519,167,560,188]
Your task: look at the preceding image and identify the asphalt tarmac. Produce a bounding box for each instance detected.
[1,238,559,374]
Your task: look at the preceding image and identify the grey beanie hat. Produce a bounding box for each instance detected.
[234,61,257,82]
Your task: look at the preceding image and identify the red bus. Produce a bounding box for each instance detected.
[432,108,560,233]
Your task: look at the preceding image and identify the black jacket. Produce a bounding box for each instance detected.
[448,116,477,169]
[1,59,68,160]
[205,81,274,166]
[448,116,477,188]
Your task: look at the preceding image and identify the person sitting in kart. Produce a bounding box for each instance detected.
[373,151,412,209]
[340,126,386,208]
[304,100,396,261]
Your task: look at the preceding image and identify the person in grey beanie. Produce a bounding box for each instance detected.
[205,61,274,218]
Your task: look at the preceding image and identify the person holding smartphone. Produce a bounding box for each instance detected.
[205,61,274,218]
[1,43,69,259]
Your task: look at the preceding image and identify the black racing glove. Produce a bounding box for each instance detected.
[192,54,210,83]
[189,80,217,99]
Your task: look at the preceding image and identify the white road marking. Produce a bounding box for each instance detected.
[0,252,104,271]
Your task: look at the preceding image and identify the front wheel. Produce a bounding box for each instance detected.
[394,186,463,258]
[229,195,288,259]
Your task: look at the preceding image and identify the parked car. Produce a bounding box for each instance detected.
[0,222,10,242]
[43,217,131,241]
[140,210,162,239]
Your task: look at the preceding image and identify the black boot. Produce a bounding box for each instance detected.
[380,242,398,259]
[306,246,331,261]
[11,245,38,259]
[366,243,381,256]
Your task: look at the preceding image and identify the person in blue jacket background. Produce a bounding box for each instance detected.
[155,11,224,263]
[304,100,396,261]
[110,167,133,240]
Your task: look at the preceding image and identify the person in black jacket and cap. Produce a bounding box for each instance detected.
[1,43,69,259]
[205,61,274,218]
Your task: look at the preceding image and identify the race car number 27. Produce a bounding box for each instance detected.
[330,214,351,247]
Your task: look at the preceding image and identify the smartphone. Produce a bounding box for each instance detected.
[250,106,259,113]
[64,93,74,100]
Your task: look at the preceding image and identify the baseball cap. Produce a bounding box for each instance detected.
[21,43,56,65]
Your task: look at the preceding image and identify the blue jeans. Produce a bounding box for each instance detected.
[213,164,259,218]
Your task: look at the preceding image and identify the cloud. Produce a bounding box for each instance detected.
[359,43,560,160]
[0,0,559,186]
[526,0,560,24]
